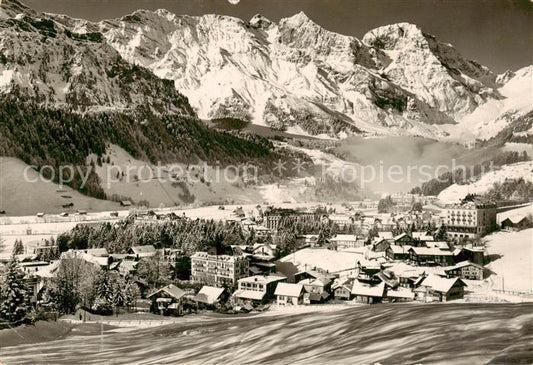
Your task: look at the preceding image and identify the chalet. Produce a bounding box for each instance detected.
[274,283,304,305]
[385,245,412,261]
[148,284,186,315]
[408,247,454,266]
[357,260,382,282]
[298,272,332,304]
[332,279,353,300]
[392,233,414,246]
[454,247,485,266]
[444,261,485,280]
[252,243,277,260]
[193,286,227,307]
[351,280,386,304]
[372,238,390,252]
[120,200,132,207]
[233,275,286,305]
[415,275,466,302]
[501,216,533,231]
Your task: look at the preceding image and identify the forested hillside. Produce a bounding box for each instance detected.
[0,95,308,198]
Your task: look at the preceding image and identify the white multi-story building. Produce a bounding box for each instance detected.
[445,202,497,240]
[330,234,364,251]
[233,275,286,303]
[191,251,249,286]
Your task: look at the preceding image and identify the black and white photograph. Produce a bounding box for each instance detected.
[0,0,531,363]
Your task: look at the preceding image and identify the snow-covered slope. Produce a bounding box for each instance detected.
[0,0,193,114]
[438,161,533,203]
[444,66,533,142]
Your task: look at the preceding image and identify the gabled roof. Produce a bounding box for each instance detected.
[418,274,466,293]
[503,216,532,224]
[148,284,186,300]
[445,260,484,271]
[351,280,385,297]
[393,233,412,241]
[194,286,225,304]
[274,283,304,297]
[298,278,328,287]
[409,247,453,256]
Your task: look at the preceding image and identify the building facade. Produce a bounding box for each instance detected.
[191,252,249,286]
[445,202,497,240]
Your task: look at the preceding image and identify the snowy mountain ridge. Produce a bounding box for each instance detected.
[0,0,531,141]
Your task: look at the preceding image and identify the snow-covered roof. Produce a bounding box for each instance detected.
[274,283,303,297]
[238,275,286,285]
[419,274,466,293]
[426,241,449,250]
[280,248,362,273]
[233,290,265,301]
[351,281,385,297]
[409,247,453,256]
[85,248,109,257]
[148,284,186,300]
[194,286,225,304]
[393,233,411,241]
[131,245,156,254]
[446,260,484,270]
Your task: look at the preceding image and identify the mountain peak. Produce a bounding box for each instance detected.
[283,11,315,26]
[362,22,427,50]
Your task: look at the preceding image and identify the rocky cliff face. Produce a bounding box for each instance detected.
[1,0,531,141]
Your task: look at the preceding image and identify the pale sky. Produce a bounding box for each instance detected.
[23,0,533,73]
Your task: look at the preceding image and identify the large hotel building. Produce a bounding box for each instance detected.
[445,202,497,240]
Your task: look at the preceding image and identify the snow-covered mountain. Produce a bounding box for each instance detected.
[1,0,531,140]
[0,0,193,115]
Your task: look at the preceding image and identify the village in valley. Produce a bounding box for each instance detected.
[1,192,531,325]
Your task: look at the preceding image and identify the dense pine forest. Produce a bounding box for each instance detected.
[0,95,311,198]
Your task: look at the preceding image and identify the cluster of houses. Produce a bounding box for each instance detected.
[156,225,490,316]
[5,198,525,318]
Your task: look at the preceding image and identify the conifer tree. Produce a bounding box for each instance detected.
[0,255,30,322]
